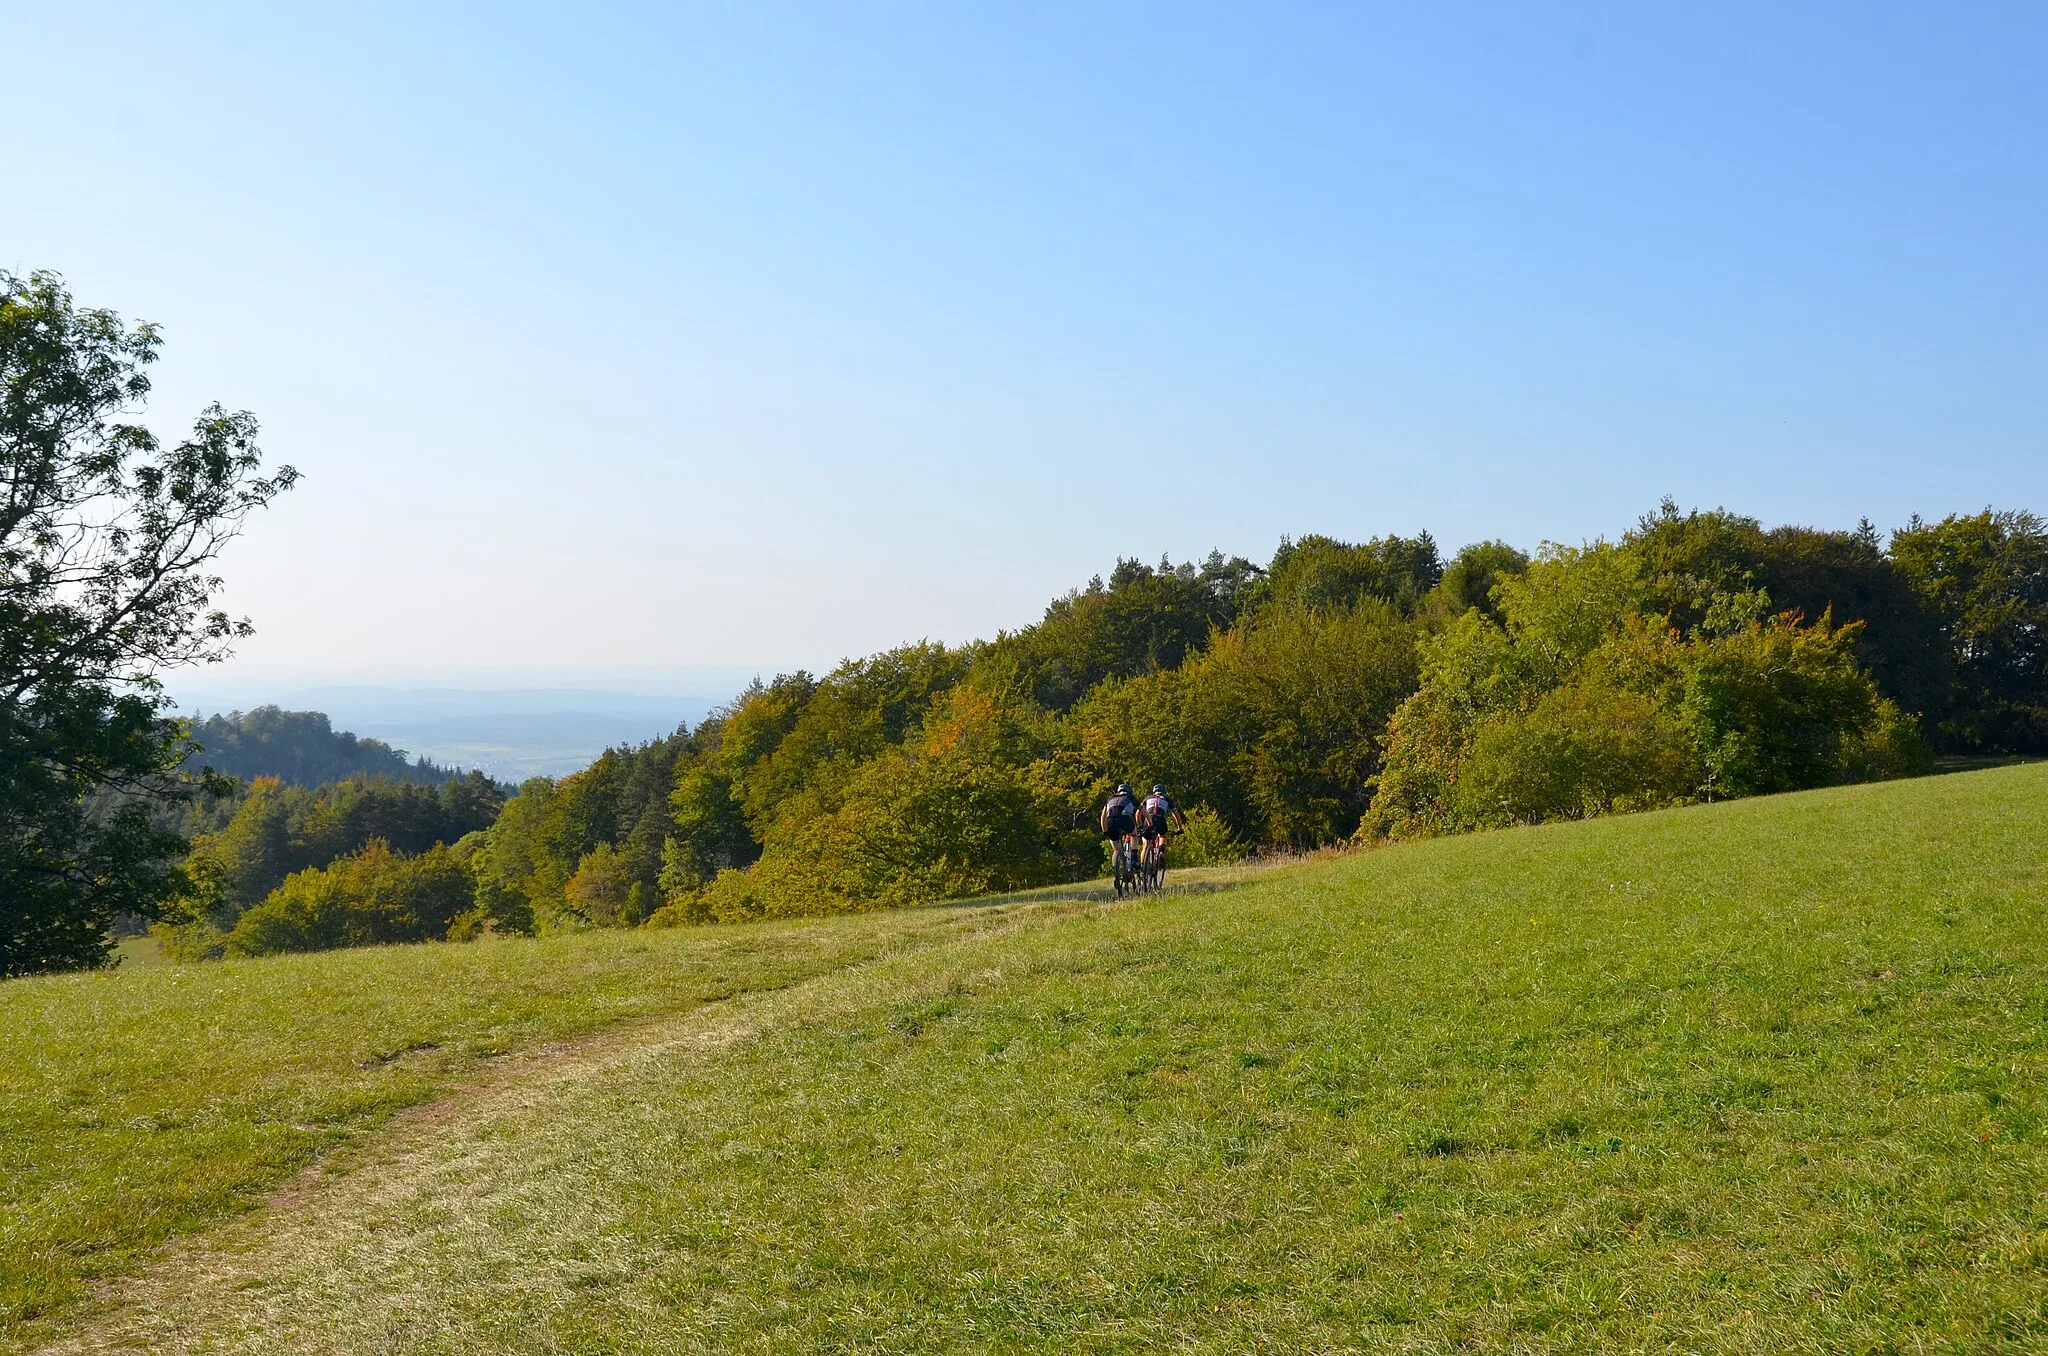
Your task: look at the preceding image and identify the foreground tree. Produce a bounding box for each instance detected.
[0,271,294,975]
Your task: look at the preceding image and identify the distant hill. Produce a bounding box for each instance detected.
[169,685,734,781]
[186,706,457,786]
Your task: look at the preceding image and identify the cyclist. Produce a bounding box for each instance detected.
[1138,783,1184,878]
[1101,783,1141,889]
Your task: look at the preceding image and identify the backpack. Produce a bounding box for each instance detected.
[1105,793,1137,833]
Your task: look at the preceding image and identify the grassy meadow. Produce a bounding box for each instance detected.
[0,894,1109,1351]
[12,766,2048,1352]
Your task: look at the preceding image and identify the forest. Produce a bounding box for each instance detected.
[150,500,2048,959]
[12,266,2036,976]
[155,772,505,958]
[183,706,458,787]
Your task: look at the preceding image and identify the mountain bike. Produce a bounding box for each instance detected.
[1142,834,1167,891]
[1112,833,1140,898]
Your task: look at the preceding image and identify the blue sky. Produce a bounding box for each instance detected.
[4,2,2043,682]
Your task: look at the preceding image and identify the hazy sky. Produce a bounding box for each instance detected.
[5,2,2044,682]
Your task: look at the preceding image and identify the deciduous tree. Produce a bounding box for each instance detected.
[0,271,293,975]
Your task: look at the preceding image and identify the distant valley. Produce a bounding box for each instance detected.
[172,681,751,780]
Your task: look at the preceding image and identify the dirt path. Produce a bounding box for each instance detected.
[32,889,1125,1354]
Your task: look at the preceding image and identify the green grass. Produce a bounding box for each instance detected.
[0,896,1086,1351]
[108,936,166,969]
[15,768,2048,1352]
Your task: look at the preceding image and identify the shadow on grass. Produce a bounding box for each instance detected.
[930,860,1285,912]
[1931,753,2045,774]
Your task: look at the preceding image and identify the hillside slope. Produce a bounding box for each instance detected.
[23,766,2048,1352]
[4,897,1103,1351]
[185,707,456,786]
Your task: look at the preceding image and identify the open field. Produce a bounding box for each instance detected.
[1,893,1138,1351]
[11,767,2048,1352]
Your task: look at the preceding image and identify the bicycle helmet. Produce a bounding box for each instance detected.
[1152,784,1166,795]
[1115,783,1131,795]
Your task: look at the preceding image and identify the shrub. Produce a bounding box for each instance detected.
[1366,596,1928,840]
[639,899,694,929]
[1171,806,1247,867]
[1679,614,1919,797]
[223,841,474,956]
[564,843,648,928]
[150,919,230,963]
[698,867,765,923]
[1359,609,1539,841]
[444,908,488,942]
[1452,683,1697,827]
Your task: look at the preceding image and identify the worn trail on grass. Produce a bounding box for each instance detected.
[38,772,2048,1352]
[48,989,788,1354]
[37,884,1217,1355]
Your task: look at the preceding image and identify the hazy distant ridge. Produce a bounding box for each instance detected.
[173,682,743,781]
[186,707,456,786]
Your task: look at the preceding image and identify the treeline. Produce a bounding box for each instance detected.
[179,503,2048,959]
[156,773,503,958]
[185,706,457,786]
